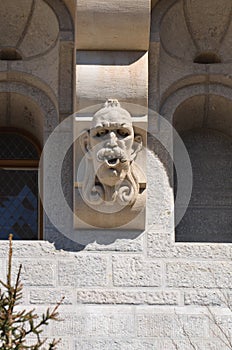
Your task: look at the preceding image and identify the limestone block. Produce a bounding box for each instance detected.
[30,288,73,304]
[76,0,150,50]
[58,255,108,287]
[76,289,179,305]
[166,262,232,288]
[75,337,221,350]
[76,51,148,110]
[25,336,71,349]
[75,337,225,350]
[184,290,228,306]
[146,150,173,229]
[51,308,135,338]
[13,260,55,286]
[0,241,57,259]
[112,255,162,287]
[209,314,232,340]
[147,230,232,259]
[147,231,178,258]
[136,313,207,338]
[75,339,158,350]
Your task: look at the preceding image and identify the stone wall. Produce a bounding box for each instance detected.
[1,1,232,349]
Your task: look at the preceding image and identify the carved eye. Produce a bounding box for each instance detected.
[96,129,109,137]
[117,129,129,137]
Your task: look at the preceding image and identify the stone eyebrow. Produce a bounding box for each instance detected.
[101,122,130,128]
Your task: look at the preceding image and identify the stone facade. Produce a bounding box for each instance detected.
[0,1,232,349]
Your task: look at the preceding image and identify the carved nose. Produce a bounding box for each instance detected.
[106,132,117,147]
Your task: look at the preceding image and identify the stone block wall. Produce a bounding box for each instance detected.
[2,231,232,349]
[1,1,232,349]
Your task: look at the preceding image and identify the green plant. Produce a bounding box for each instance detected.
[0,234,62,349]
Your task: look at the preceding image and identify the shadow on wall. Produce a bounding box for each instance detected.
[174,95,232,242]
[76,51,146,66]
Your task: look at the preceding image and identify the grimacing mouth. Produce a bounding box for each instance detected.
[97,148,127,167]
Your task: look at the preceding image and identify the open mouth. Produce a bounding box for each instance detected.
[105,158,119,166]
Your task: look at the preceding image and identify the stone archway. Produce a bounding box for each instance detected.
[161,88,232,242]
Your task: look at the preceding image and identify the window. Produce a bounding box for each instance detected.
[0,130,41,240]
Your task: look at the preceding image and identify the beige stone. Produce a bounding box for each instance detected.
[76,51,148,110]
[74,100,147,230]
[76,0,150,50]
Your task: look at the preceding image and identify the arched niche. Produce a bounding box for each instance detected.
[0,82,59,241]
[173,94,232,242]
[0,81,58,144]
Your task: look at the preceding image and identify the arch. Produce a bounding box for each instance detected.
[0,80,59,146]
[151,0,179,39]
[44,0,74,40]
[166,88,232,242]
[160,82,232,124]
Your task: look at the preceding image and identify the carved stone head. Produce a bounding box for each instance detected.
[81,99,142,206]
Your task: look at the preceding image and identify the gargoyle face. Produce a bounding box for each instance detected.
[89,120,134,186]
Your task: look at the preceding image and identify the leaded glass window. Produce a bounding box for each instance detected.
[0,131,40,240]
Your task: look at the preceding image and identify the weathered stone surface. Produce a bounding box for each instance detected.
[112,255,162,287]
[76,0,150,50]
[74,337,225,350]
[166,262,232,288]
[25,337,71,350]
[13,260,55,286]
[76,51,148,110]
[146,151,173,230]
[84,236,144,252]
[76,289,179,305]
[58,255,108,287]
[0,241,58,259]
[59,41,74,113]
[51,308,135,338]
[209,314,232,341]
[11,43,59,96]
[147,231,232,259]
[184,289,230,306]
[75,339,161,350]
[136,312,207,338]
[30,288,73,304]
